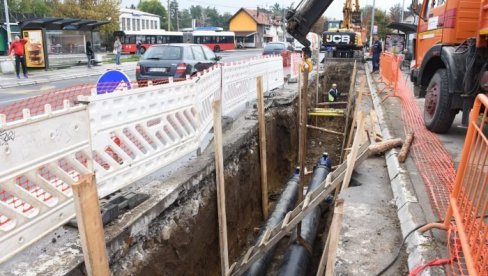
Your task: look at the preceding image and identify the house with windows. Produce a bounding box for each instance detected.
[119,8,161,32]
[229,8,284,48]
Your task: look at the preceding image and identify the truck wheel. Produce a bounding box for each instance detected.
[424,69,457,133]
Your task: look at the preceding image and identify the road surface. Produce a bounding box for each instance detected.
[0,49,263,108]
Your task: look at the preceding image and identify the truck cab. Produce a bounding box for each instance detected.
[410,0,488,133]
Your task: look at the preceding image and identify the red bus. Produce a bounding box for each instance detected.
[187,31,235,52]
[117,30,183,54]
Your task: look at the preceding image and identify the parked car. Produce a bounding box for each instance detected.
[136,44,221,82]
[262,42,294,67]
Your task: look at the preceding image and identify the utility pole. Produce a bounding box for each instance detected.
[401,0,405,22]
[369,0,376,47]
[3,0,11,44]
[167,0,171,31]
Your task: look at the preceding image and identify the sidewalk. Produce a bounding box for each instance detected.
[0,61,137,89]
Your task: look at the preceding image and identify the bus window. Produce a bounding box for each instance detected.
[156,35,163,44]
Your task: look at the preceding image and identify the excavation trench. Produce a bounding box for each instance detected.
[105,60,356,276]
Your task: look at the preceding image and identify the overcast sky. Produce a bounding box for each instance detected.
[121,0,404,19]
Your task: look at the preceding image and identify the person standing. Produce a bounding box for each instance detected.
[372,35,382,73]
[86,41,94,68]
[328,83,339,102]
[136,40,142,56]
[114,37,122,65]
[8,36,29,79]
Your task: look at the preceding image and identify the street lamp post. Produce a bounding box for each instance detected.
[3,0,11,44]
[401,0,405,22]
[369,0,376,47]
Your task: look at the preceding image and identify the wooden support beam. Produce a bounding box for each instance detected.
[212,99,230,276]
[341,113,365,192]
[316,101,348,106]
[339,61,357,164]
[297,60,309,237]
[398,131,414,163]
[346,76,365,150]
[307,124,345,136]
[256,76,268,219]
[324,200,345,276]
[72,174,110,276]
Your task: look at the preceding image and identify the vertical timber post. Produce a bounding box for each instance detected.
[71,174,110,276]
[213,65,229,275]
[297,60,309,236]
[256,76,269,219]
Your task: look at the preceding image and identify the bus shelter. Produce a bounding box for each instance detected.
[18,17,109,69]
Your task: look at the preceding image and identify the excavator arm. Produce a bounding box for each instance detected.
[286,0,335,47]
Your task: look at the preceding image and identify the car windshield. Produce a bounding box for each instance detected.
[144,46,182,60]
[264,43,284,51]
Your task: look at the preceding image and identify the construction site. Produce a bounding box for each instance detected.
[1,0,488,275]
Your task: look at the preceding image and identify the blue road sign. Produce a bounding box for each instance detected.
[96,70,132,94]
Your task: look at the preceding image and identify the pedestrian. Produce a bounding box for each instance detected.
[136,40,142,56]
[8,35,29,79]
[86,41,94,68]
[113,37,122,65]
[372,35,382,73]
[328,83,339,102]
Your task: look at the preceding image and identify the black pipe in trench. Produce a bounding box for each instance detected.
[244,167,301,276]
[245,153,332,276]
[278,153,332,276]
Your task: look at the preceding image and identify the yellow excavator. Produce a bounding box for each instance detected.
[286,0,364,58]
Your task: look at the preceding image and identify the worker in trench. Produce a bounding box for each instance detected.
[327,83,339,102]
[300,47,313,73]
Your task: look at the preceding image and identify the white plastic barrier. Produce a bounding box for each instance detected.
[0,56,284,262]
[0,103,92,263]
[289,53,302,81]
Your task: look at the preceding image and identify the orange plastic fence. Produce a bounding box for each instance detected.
[379,52,402,93]
[422,94,488,275]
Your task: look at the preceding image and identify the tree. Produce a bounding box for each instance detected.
[50,0,120,46]
[179,9,192,29]
[189,5,202,20]
[389,3,402,23]
[138,0,168,29]
[361,5,392,41]
[0,0,51,21]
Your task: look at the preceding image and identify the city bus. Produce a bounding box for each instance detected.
[186,31,235,52]
[116,30,183,54]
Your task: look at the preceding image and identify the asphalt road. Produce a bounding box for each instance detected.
[0,49,263,108]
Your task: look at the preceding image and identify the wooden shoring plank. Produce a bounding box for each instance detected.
[256,76,269,219]
[212,99,230,275]
[72,174,110,276]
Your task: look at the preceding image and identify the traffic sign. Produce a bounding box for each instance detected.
[96,70,132,94]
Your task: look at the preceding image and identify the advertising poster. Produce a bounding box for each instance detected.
[22,30,46,68]
[385,34,405,54]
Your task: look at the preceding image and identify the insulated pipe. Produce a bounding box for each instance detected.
[244,168,301,276]
[278,153,332,276]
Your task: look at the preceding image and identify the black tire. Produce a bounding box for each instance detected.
[424,69,457,133]
[214,45,221,52]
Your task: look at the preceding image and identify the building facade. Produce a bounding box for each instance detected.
[229,8,284,48]
[119,8,161,32]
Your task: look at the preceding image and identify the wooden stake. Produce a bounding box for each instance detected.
[398,131,414,163]
[324,200,344,276]
[307,124,345,136]
[71,174,110,276]
[256,76,268,219]
[339,62,358,164]
[297,60,309,237]
[212,99,230,275]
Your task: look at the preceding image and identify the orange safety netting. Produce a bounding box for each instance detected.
[395,71,455,218]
